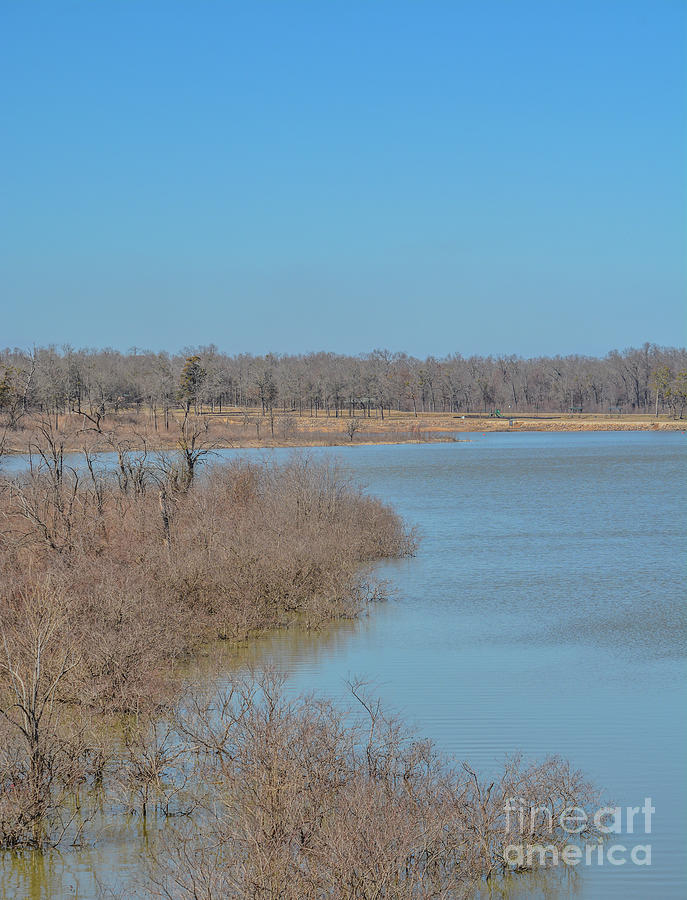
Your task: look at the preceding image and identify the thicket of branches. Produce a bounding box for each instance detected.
[0,440,413,849]
[1,343,686,427]
[139,672,602,899]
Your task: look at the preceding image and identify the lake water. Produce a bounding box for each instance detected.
[1,432,685,898]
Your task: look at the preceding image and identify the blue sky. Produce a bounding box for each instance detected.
[1,0,685,356]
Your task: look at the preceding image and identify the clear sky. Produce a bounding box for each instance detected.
[1,0,685,357]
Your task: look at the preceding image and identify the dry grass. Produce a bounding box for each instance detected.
[2,408,683,461]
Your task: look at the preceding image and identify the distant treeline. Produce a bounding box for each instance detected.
[1,343,686,420]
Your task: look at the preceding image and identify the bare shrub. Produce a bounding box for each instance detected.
[0,453,414,719]
[345,417,361,441]
[0,582,94,848]
[112,713,193,819]
[144,672,601,899]
[279,415,298,441]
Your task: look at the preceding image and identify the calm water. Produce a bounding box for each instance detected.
[1,432,685,898]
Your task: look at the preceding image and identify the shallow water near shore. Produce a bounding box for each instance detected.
[1,432,685,898]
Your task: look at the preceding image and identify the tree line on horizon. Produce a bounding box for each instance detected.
[1,342,686,423]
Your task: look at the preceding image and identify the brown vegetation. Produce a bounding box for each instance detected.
[141,672,602,899]
[1,343,686,460]
[0,425,412,848]
[2,343,687,425]
[1,407,683,465]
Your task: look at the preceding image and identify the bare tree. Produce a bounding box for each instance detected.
[346,417,362,442]
[0,583,89,847]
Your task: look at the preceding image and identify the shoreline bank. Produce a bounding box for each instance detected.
[2,417,684,456]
